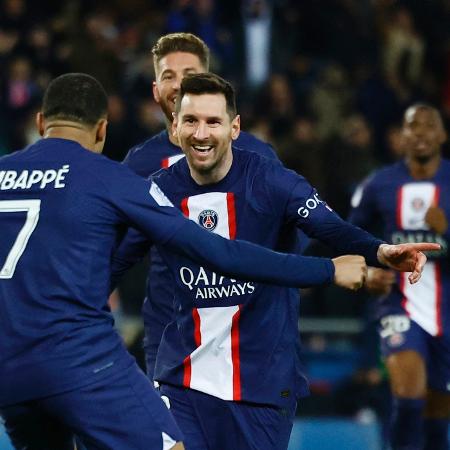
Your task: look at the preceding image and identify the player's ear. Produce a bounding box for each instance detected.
[152,81,161,103]
[231,114,240,141]
[36,112,45,136]
[96,119,108,144]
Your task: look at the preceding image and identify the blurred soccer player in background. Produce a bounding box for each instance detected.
[112,73,438,450]
[350,104,450,450]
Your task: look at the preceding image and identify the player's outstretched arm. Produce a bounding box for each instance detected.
[377,243,441,284]
[163,220,336,288]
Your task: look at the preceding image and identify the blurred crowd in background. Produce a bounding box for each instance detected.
[1,0,450,431]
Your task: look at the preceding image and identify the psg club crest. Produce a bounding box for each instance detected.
[198,209,218,231]
[411,197,425,211]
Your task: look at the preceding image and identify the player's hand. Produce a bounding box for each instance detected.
[332,255,367,291]
[425,206,448,234]
[365,267,396,295]
[377,242,441,284]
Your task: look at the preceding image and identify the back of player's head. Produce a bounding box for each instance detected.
[152,33,210,72]
[42,73,108,126]
[176,73,237,118]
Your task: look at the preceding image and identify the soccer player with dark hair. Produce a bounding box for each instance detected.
[112,73,438,450]
[350,104,450,450]
[123,32,280,379]
[0,72,377,450]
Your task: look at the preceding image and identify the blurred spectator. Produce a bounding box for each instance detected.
[130,98,165,145]
[0,56,41,149]
[309,63,352,140]
[277,116,326,194]
[379,4,425,102]
[241,0,272,90]
[254,73,296,140]
[323,114,378,217]
[0,0,30,31]
[66,10,122,92]
[102,94,134,162]
[385,123,405,161]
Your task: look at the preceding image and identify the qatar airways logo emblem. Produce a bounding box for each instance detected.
[198,209,218,231]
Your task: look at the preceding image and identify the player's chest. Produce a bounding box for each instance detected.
[376,180,450,231]
[171,189,281,243]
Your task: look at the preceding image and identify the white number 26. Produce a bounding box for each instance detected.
[0,199,41,279]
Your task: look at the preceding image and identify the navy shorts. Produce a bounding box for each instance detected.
[160,383,296,450]
[379,314,450,392]
[1,362,183,450]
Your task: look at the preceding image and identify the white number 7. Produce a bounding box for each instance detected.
[0,199,41,279]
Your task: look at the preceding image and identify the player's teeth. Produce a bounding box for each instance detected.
[193,145,212,152]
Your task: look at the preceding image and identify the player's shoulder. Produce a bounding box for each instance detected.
[235,131,278,160]
[233,147,303,193]
[440,158,450,170]
[124,131,164,162]
[150,156,189,189]
[364,161,404,186]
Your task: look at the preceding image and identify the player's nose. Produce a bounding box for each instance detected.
[193,122,209,139]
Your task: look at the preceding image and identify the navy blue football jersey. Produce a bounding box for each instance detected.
[113,148,383,407]
[122,129,281,377]
[349,159,450,337]
[0,138,335,407]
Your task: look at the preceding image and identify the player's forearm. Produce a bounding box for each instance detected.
[306,214,384,266]
[165,221,335,288]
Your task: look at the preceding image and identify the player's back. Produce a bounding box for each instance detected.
[0,138,135,406]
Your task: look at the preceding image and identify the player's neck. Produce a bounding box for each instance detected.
[43,124,99,153]
[189,151,233,186]
[406,154,441,179]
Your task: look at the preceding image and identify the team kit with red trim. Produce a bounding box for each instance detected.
[114,141,384,449]
[350,159,450,392]
[121,129,278,378]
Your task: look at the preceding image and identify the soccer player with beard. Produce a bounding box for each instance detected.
[112,75,438,450]
[350,104,450,450]
[122,33,278,379]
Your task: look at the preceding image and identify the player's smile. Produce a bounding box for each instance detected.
[191,143,214,155]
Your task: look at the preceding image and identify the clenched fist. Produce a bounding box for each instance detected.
[365,267,396,296]
[332,255,367,291]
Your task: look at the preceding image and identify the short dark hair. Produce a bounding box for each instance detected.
[42,73,108,126]
[176,73,237,118]
[152,33,210,72]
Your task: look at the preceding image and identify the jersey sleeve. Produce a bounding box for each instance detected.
[162,219,335,288]
[266,164,384,266]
